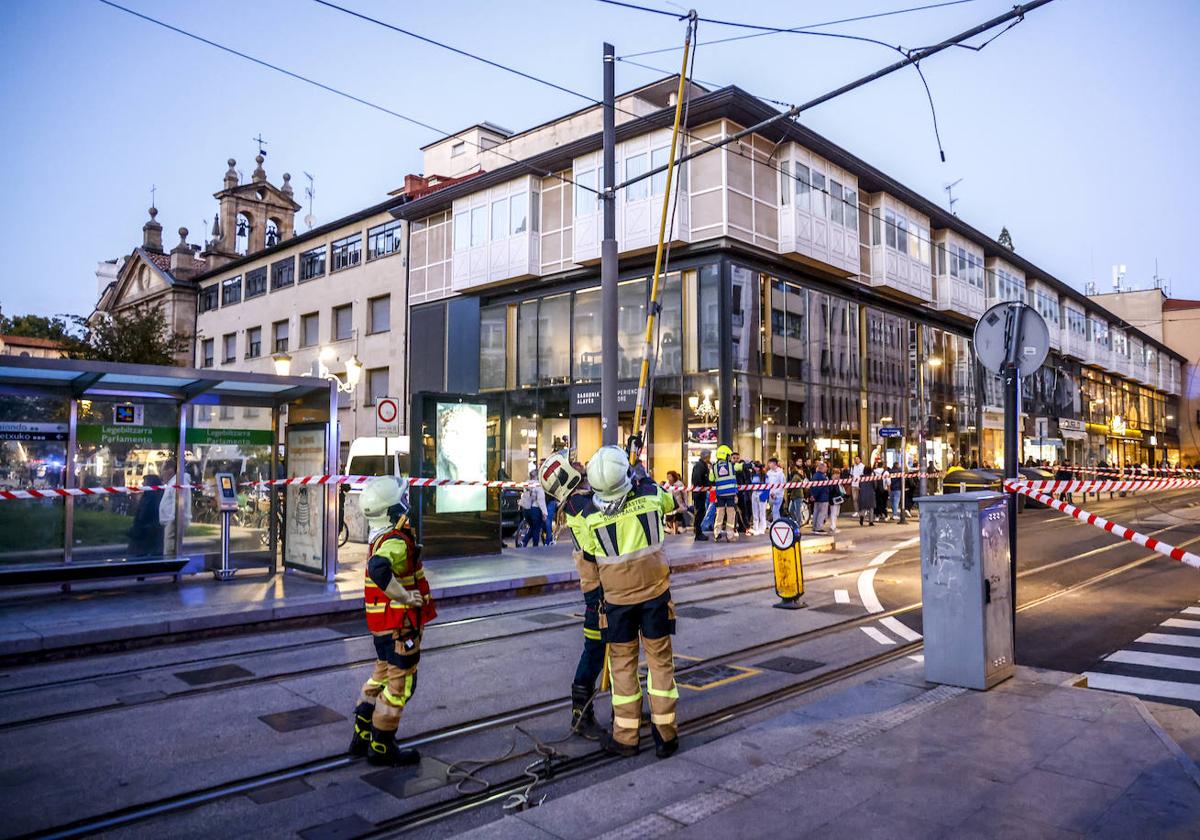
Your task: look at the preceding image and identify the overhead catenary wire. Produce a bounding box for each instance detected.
[94,0,600,195]
[618,0,982,59]
[612,1,1055,195]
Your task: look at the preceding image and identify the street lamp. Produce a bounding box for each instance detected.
[271,349,362,394]
[271,352,292,376]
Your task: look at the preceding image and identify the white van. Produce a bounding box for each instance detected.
[345,436,410,478]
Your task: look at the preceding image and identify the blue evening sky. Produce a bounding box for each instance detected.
[1,0,1197,318]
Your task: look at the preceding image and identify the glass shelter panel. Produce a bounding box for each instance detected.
[0,395,68,566]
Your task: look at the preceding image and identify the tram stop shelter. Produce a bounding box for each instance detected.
[0,357,339,587]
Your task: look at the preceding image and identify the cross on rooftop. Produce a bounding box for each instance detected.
[253,134,268,155]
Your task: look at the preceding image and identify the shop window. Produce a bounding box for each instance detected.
[538,293,570,385]
[517,300,538,387]
[479,304,507,390]
[574,288,602,381]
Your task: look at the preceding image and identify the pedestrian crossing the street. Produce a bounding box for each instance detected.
[1084,603,1200,711]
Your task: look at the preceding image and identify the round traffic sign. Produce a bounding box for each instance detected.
[770,520,796,550]
[973,302,1049,376]
[376,398,398,423]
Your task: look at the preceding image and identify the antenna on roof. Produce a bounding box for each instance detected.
[943,178,963,215]
[303,171,316,230]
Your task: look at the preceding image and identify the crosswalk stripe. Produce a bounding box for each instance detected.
[1162,618,1200,630]
[834,589,850,604]
[1106,650,1200,672]
[861,626,895,646]
[1184,607,1200,616]
[1137,632,1200,649]
[880,616,922,642]
[1083,672,1200,702]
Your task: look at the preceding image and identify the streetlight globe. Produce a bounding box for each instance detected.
[345,355,364,388]
[271,352,292,377]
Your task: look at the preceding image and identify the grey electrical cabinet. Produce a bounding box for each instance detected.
[916,491,1014,690]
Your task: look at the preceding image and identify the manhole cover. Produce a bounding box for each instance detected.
[173,664,253,685]
[754,656,824,675]
[259,704,345,733]
[676,664,758,690]
[362,756,451,799]
[674,606,725,619]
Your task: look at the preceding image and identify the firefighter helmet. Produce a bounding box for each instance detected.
[538,451,582,503]
[715,444,732,460]
[360,475,409,529]
[587,445,634,507]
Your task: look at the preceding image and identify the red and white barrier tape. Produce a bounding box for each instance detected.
[1003,480,1200,569]
[0,471,938,501]
[1011,478,1200,494]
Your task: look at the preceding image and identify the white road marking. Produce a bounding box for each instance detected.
[1137,632,1200,649]
[869,549,898,567]
[861,626,895,646]
[858,568,884,614]
[880,616,922,642]
[834,589,850,604]
[1162,618,1200,630]
[895,536,920,549]
[1106,650,1200,672]
[908,654,925,663]
[1183,607,1200,616]
[1083,672,1200,702]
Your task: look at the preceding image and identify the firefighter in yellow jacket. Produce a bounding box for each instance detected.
[581,445,679,759]
[538,451,605,739]
[349,476,437,766]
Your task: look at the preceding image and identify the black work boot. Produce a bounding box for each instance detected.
[367,726,420,767]
[570,684,602,740]
[602,731,640,758]
[349,701,375,757]
[652,726,679,759]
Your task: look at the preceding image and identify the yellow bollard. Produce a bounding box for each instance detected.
[769,518,805,610]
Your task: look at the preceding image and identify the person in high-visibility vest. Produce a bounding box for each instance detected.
[578,445,680,759]
[711,444,739,541]
[538,451,605,739]
[349,476,437,766]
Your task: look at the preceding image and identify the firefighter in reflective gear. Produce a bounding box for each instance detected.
[350,476,437,766]
[582,445,680,759]
[539,451,605,739]
[711,444,739,542]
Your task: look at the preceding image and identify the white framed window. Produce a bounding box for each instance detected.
[794,163,810,212]
[491,199,508,241]
[844,189,857,233]
[574,167,598,217]
[811,172,826,217]
[651,146,671,196]
[451,141,465,157]
[885,210,896,249]
[454,213,469,252]
[470,206,486,247]
[779,160,790,206]
[624,152,649,202]
[829,181,843,225]
[510,193,528,234]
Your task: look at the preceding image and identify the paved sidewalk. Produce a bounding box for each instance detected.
[0,530,842,657]
[462,664,1200,839]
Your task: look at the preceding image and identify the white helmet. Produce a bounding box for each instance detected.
[360,475,409,530]
[538,451,582,503]
[587,445,633,508]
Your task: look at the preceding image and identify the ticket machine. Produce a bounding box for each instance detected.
[214,472,239,581]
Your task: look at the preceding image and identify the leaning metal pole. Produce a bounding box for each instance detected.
[1002,302,1025,652]
[600,42,618,446]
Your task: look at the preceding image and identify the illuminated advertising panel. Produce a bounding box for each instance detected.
[436,402,487,513]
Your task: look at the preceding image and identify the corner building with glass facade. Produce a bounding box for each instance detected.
[397,80,1183,482]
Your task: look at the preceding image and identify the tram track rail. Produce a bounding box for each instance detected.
[22,526,1195,840]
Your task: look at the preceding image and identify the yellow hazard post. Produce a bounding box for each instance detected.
[769,518,805,610]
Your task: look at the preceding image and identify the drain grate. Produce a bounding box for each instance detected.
[248,777,314,805]
[754,656,824,675]
[173,664,253,685]
[676,664,758,690]
[521,613,573,625]
[674,606,726,619]
[259,704,345,733]
[815,604,863,616]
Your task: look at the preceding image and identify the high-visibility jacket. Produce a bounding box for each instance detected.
[576,478,676,605]
[364,525,437,633]
[711,459,738,498]
[562,491,601,594]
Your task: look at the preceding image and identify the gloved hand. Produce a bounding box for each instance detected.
[383,579,424,608]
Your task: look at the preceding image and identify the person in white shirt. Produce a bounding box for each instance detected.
[765,457,786,522]
[158,460,192,557]
[517,474,549,547]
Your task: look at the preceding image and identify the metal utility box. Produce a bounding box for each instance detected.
[916,491,1014,690]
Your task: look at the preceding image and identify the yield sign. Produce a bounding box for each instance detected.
[770,520,796,551]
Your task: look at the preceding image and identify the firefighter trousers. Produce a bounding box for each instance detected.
[360,629,421,732]
[604,592,678,747]
[574,586,606,691]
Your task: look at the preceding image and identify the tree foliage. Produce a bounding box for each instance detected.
[998,226,1015,250]
[0,312,75,343]
[68,305,191,366]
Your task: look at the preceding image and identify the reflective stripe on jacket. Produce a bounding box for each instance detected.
[577,479,676,605]
[364,526,437,633]
[711,459,737,498]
